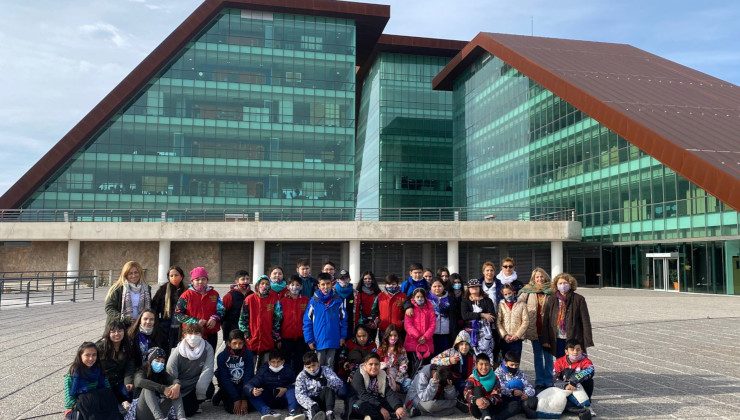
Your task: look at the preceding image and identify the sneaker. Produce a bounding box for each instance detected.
[261,412,282,420]
[121,401,131,411]
[482,416,492,420]
[363,416,371,420]
[211,389,222,406]
[590,407,597,417]
[408,406,420,418]
[325,410,334,420]
[286,411,306,420]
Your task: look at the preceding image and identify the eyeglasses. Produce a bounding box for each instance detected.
[502,265,514,268]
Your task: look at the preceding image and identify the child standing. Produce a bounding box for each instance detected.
[404,288,436,377]
[269,266,289,298]
[297,258,317,298]
[174,266,224,352]
[64,342,120,419]
[214,329,253,415]
[151,266,187,350]
[278,275,310,373]
[221,270,253,343]
[304,272,347,367]
[338,325,377,382]
[461,279,496,361]
[354,271,380,342]
[496,284,529,359]
[400,263,429,296]
[371,274,406,337]
[334,270,357,340]
[428,278,453,354]
[295,351,344,420]
[239,275,282,371]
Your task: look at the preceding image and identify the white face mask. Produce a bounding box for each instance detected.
[415,297,425,306]
[557,283,571,294]
[269,364,284,373]
[305,366,320,376]
[140,325,153,335]
[184,334,202,348]
[288,285,302,295]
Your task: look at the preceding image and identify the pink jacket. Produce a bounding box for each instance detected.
[404,300,436,358]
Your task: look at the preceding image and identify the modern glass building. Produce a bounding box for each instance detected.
[434,33,739,294]
[1,2,738,294]
[356,36,463,213]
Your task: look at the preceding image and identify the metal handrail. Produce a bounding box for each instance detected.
[0,207,577,222]
[0,273,107,309]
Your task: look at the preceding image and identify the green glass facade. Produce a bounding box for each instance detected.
[356,53,453,213]
[451,53,739,292]
[24,9,356,210]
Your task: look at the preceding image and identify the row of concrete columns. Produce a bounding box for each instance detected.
[65,239,565,286]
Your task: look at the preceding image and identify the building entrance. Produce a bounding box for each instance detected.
[647,253,680,292]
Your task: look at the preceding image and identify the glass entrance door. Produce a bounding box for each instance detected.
[647,253,680,292]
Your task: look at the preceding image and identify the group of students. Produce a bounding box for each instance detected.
[64,257,595,420]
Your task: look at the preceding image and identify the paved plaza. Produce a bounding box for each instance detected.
[0,287,738,419]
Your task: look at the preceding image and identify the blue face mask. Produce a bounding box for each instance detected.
[151,360,165,373]
[452,283,462,290]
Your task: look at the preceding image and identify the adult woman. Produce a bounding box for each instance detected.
[96,320,136,408]
[166,323,215,417]
[354,270,380,341]
[151,266,186,350]
[105,261,152,327]
[461,278,496,360]
[518,267,554,389]
[496,257,524,298]
[541,272,594,358]
[128,309,166,367]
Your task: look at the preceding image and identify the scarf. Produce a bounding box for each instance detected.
[362,285,375,295]
[70,366,107,397]
[121,281,150,321]
[556,291,569,336]
[473,368,497,392]
[315,289,335,304]
[496,271,518,285]
[136,332,152,364]
[270,281,286,293]
[177,337,206,360]
[519,281,552,295]
[335,281,354,300]
[505,301,514,310]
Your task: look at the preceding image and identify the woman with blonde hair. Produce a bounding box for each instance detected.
[541,272,593,358]
[518,267,554,390]
[105,261,152,327]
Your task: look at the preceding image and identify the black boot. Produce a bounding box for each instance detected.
[522,397,538,419]
[578,407,592,420]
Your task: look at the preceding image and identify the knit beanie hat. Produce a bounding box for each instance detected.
[147,347,166,363]
[190,266,208,280]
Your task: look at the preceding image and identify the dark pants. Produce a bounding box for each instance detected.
[556,338,567,358]
[182,389,200,417]
[248,386,299,415]
[470,386,522,420]
[499,339,523,359]
[407,351,430,378]
[433,334,451,356]
[111,381,132,403]
[282,338,309,375]
[351,401,390,420]
[308,387,337,414]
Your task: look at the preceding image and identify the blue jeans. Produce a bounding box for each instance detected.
[531,339,554,387]
[248,386,299,415]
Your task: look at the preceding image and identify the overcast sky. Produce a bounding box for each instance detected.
[1,0,738,198]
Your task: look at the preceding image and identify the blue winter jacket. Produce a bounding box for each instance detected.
[216,347,254,401]
[303,290,347,351]
[244,363,296,394]
[400,277,429,297]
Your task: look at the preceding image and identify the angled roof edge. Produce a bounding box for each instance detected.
[0,0,389,209]
[356,34,467,95]
[432,32,740,210]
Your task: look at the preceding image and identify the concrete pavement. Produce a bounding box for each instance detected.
[0,287,738,419]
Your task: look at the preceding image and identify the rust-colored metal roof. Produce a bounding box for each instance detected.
[433,32,740,210]
[0,0,389,209]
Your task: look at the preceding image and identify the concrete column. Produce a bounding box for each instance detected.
[341,242,350,271]
[422,243,433,269]
[157,240,171,285]
[447,240,459,274]
[551,241,564,279]
[66,240,80,283]
[253,240,265,280]
[349,240,361,287]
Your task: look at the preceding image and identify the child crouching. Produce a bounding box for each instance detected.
[493,351,538,419]
[295,351,343,420]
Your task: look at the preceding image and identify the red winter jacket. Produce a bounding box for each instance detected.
[174,286,224,339]
[239,292,281,353]
[279,294,309,340]
[355,290,378,327]
[373,291,406,333]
